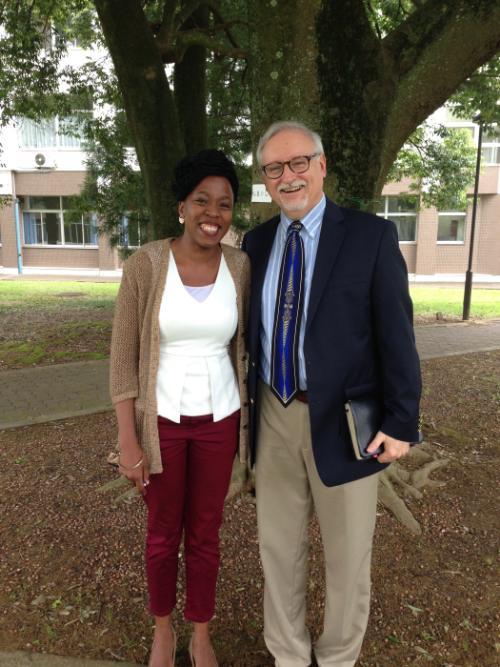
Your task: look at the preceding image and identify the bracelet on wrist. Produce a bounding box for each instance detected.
[118,456,143,471]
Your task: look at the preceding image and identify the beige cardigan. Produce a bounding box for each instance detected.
[109,239,250,475]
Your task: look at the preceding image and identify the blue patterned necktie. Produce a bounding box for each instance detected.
[271,220,305,406]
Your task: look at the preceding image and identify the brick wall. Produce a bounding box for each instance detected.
[23,246,99,268]
[2,170,120,271]
[0,202,19,267]
[415,208,438,274]
[476,195,500,274]
[15,171,86,196]
[399,244,417,273]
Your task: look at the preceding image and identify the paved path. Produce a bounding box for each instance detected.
[0,652,139,667]
[415,319,500,359]
[0,360,111,430]
[1,320,499,431]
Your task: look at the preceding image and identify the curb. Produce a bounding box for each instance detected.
[0,652,141,667]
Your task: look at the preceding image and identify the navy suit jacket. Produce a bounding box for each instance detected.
[242,197,422,487]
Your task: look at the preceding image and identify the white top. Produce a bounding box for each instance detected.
[156,251,240,422]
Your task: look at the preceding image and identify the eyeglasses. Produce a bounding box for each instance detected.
[261,153,320,179]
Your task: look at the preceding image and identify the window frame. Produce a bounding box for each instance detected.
[436,211,467,245]
[378,195,418,244]
[118,215,142,249]
[22,196,98,248]
[18,115,87,150]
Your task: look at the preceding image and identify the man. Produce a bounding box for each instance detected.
[242,121,421,667]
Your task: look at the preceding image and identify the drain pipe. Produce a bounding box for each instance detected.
[14,196,23,275]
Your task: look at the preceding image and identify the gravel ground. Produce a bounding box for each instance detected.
[0,351,499,666]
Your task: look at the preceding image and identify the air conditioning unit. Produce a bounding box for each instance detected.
[34,153,56,170]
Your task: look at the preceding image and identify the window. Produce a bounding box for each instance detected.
[378,195,418,242]
[19,119,57,148]
[22,196,98,246]
[481,130,500,165]
[19,116,86,149]
[437,212,466,243]
[119,216,142,248]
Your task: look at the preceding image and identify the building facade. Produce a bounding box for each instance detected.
[1,106,499,278]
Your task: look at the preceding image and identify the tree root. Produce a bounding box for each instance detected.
[226,459,249,500]
[411,458,449,489]
[98,443,449,529]
[385,463,423,499]
[378,471,422,535]
[377,447,449,534]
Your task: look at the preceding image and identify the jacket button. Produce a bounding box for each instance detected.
[250,398,255,405]
[251,361,256,368]
[243,424,248,429]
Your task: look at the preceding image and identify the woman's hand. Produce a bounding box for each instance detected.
[118,439,150,495]
[115,399,150,495]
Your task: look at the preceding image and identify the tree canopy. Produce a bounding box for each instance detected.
[1,0,499,239]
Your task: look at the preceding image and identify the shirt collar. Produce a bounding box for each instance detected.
[279,194,326,240]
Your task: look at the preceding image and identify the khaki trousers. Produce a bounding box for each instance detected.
[255,384,379,667]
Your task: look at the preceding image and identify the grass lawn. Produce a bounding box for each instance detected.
[0,281,119,369]
[1,281,498,318]
[0,280,119,313]
[0,281,498,369]
[410,286,500,319]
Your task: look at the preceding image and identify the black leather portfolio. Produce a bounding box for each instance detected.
[345,396,383,460]
[345,396,424,461]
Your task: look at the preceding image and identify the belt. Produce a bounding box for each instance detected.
[295,390,308,404]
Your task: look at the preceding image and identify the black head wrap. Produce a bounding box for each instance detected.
[172,149,239,203]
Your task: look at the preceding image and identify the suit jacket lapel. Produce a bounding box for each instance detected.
[306,198,346,328]
[250,216,280,324]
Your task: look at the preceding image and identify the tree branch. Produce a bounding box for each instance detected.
[364,0,382,40]
[155,0,178,49]
[380,0,500,183]
[206,2,240,49]
[173,0,205,30]
[408,137,427,161]
[384,0,499,74]
[340,0,379,43]
[160,29,247,63]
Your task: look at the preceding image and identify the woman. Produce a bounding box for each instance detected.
[109,149,250,667]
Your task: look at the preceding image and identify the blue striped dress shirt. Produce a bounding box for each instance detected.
[260,194,326,389]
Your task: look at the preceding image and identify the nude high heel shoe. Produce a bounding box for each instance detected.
[188,635,218,667]
[148,626,176,667]
[171,628,177,666]
[188,636,195,666]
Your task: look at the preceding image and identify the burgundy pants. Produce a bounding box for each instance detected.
[144,411,239,622]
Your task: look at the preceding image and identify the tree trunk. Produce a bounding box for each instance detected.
[174,4,209,154]
[315,0,389,210]
[316,0,500,211]
[94,0,184,239]
[248,0,322,221]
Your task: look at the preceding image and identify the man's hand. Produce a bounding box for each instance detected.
[366,431,410,463]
